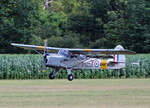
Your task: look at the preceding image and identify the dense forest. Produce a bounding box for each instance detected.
[0,0,150,53]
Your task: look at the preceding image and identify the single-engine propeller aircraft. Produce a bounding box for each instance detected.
[11,41,136,81]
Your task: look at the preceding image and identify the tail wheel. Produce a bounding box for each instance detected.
[49,73,55,79]
[68,74,73,81]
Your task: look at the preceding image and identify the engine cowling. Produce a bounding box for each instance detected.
[46,54,67,67]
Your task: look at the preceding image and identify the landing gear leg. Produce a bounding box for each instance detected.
[49,72,55,79]
[49,68,59,80]
[67,69,73,81]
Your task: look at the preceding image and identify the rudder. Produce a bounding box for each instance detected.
[113,45,126,63]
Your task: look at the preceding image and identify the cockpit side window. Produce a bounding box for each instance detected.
[58,49,69,57]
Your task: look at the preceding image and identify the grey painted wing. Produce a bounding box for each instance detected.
[11,43,136,55]
[68,49,136,55]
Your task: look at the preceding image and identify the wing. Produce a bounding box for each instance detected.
[68,49,136,55]
[11,43,136,55]
[11,43,61,51]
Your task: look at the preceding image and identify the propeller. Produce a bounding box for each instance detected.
[41,40,48,72]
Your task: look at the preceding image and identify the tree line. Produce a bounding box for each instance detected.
[0,0,150,53]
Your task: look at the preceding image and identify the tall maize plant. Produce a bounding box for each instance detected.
[0,55,48,79]
[0,54,150,79]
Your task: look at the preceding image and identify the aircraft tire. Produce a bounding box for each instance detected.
[49,73,55,79]
[68,74,73,81]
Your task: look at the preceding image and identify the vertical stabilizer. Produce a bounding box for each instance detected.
[108,45,126,69]
[114,45,126,63]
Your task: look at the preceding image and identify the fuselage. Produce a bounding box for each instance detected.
[45,53,125,70]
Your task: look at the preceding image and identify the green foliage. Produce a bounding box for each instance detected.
[0,0,42,53]
[0,54,150,79]
[36,11,68,39]
[120,0,150,52]
[1,0,150,53]
[47,32,82,48]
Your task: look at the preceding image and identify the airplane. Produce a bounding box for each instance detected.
[11,40,136,81]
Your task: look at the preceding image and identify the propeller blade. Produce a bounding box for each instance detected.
[44,39,47,54]
[42,59,46,72]
[41,39,48,72]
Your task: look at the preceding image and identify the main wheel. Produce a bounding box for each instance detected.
[49,73,55,79]
[68,74,73,81]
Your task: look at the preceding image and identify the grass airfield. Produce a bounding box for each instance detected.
[0,79,150,108]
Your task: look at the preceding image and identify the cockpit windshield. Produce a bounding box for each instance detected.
[58,49,69,57]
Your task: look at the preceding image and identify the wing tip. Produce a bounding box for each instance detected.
[11,43,20,46]
[125,50,136,55]
[11,43,16,45]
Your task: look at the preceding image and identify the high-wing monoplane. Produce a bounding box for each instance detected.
[11,41,136,81]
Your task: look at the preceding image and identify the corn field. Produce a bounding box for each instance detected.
[0,54,150,79]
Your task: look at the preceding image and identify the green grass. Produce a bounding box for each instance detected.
[0,79,150,108]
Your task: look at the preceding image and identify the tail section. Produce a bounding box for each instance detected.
[108,45,126,69]
[114,45,126,63]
